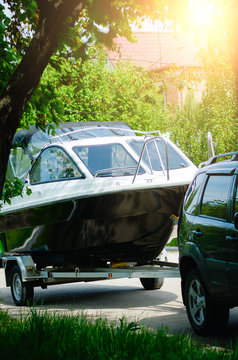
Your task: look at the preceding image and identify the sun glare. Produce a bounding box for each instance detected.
[188,0,222,32]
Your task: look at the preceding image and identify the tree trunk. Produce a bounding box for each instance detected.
[0,0,83,198]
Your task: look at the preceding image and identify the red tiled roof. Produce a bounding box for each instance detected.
[107,32,202,70]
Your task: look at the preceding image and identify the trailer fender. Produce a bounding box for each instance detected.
[2,256,36,287]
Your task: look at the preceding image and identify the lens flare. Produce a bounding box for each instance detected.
[188,0,222,33]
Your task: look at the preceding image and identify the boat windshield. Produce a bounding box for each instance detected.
[127,139,189,171]
[73,143,145,177]
[6,147,32,180]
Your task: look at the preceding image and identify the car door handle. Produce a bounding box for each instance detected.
[192,230,202,238]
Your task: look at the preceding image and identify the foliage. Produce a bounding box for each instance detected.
[168,91,205,165]
[0,0,237,199]
[21,47,169,132]
[0,0,38,94]
[0,176,31,206]
[168,27,238,166]
[198,26,237,157]
[0,309,236,360]
[0,0,170,201]
[18,37,238,168]
[167,237,178,247]
[19,20,237,168]
[0,0,168,97]
[1,177,24,204]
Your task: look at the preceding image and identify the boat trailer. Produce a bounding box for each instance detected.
[1,253,179,306]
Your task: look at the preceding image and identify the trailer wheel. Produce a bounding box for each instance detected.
[140,277,164,290]
[10,265,34,306]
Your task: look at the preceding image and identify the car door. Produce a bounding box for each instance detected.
[192,171,234,294]
[226,173,238,297]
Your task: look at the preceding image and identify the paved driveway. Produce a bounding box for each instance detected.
[1,250,238,348]
[0,250,189,332]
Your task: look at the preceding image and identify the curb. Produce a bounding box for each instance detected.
[165,246,179,251]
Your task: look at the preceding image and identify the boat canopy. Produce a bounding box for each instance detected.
[12,122,135,159]
[8,122,136,180]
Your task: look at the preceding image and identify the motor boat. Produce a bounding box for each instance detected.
[0,121,197,268]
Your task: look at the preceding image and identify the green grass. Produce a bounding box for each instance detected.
[167,237,178,247]
[0,309,237,360]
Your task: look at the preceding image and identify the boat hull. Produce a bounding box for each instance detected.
[0,185,186,267]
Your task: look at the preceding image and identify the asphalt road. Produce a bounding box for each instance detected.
[1,250,238,348]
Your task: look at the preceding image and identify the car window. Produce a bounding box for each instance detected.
[184,173,206,215]
[30,147,83,184]
[200,175,232,220]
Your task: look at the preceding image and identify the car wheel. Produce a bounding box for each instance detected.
[184,268,229,335]
[140,277,164,290]
[10,265,34,306]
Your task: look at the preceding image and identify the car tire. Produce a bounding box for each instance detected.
[184,268,229,335]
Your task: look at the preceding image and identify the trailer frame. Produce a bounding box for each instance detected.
[1,252,180,306]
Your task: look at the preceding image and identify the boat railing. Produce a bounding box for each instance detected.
[132,136,169,184]
[50,126,161,143]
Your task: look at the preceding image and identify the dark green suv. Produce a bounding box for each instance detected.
[178,152,238,335]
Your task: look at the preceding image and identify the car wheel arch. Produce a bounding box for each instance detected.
[180,256,197,280]
[180,255,198,305]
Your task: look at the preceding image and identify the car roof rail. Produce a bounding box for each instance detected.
[199,151,238,168]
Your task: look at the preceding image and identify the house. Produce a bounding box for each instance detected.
[107,32,204,106]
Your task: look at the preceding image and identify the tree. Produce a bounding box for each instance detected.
[168,1,238,166]
[1,0,238,200]
[0,0,164,199]
[21,47,169,132]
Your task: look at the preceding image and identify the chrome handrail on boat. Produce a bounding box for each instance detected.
[132,136,169,184]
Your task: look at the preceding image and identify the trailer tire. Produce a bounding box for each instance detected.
[10,265,34,306]
[140,277,164,290]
